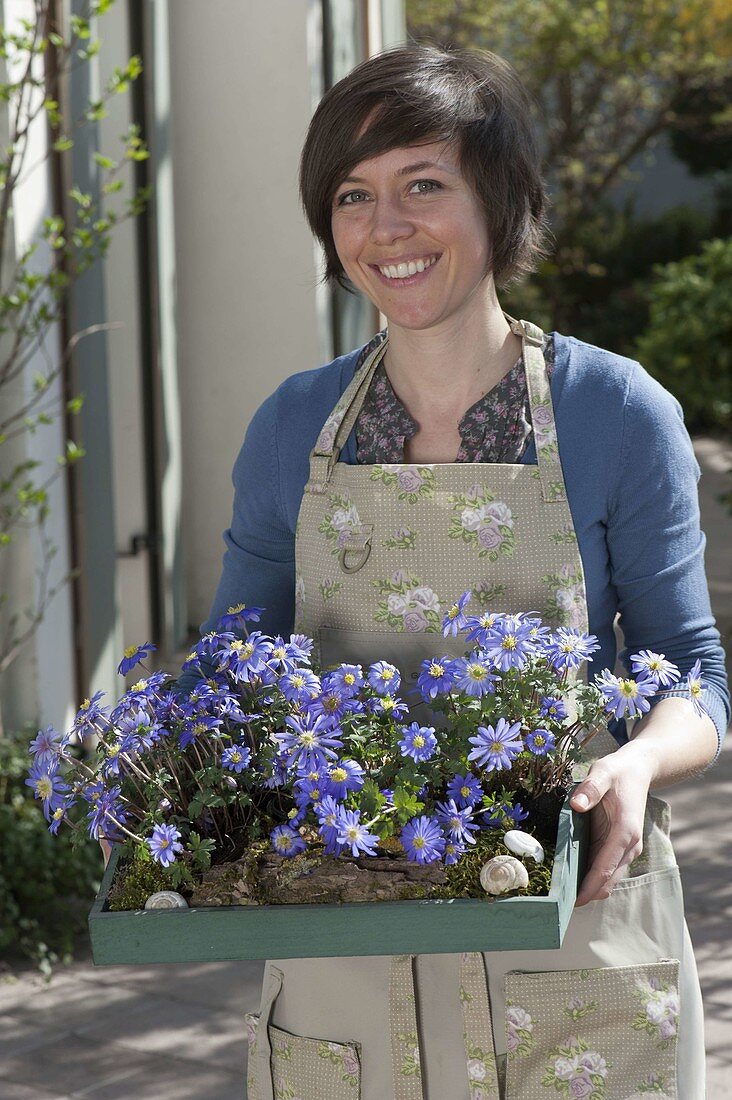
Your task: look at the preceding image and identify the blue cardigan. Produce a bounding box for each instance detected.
[183,333,729,754]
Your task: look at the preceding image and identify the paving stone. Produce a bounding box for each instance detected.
[0,1033,159,1095]
[73,957,265,1013]
[70,1056,243,1099]
[0,1082,70,1099]
[75,992,246,1074]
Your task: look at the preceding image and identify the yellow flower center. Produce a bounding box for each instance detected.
[292,674,305,688]
[448,605,460,619]
[131,679,147,692]
[620,680,638,698]
[381,697,395,711]
[299,732,315,747]
[429,662,444,677]
[413,836,425,849]
[80,698,91,710]
[346,826,359,842]
[231,751,242,763]
[460,785,470,798]
[273,647,286,659]
[381,668,395,681]
[228,603,246,614]
[52,806,64,820]
[331,768,347,783]
[491,741,503,754]
[123,645,138,658]
[534,734,546,747]
[36,777,53,799]
[413,735,425,748]
[502,635,517,651]
[230,640,244,652]
[468,665,487,680]
[344,673,355,685]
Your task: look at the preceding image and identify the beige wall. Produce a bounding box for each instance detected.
[168,0,326,628]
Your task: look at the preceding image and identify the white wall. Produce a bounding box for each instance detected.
[168,0,326,627]
[0,0,75,733]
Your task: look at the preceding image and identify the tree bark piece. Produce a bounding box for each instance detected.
[189,848,446,907]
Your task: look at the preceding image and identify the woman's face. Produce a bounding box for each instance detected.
[330,139,492,333]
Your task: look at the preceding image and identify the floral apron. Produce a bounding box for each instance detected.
[247,316,706,1100]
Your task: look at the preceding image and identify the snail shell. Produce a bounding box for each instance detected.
[144,890,189,910]
[480,855,530,895]
[503,829,544,863]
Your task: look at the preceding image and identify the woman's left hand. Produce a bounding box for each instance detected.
[570,745,654,906]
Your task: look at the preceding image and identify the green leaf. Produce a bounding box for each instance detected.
[52,137,73,153]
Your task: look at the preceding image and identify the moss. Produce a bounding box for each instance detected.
[431,832,554,900]
[106,857,174,911]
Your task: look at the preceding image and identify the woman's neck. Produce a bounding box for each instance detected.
[382,291,522,423]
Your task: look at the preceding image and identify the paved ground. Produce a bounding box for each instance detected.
[1,436,730,1100]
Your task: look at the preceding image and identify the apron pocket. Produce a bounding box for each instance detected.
[245,1011,362,1100]
[504,961,679,1099]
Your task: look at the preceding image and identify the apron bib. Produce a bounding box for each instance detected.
[248,316,705,1100]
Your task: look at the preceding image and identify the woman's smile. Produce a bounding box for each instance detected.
[370,252,442,285]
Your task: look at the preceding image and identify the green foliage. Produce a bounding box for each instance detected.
[635,237,732,433]
[0,729,101,975]
[106,849,171,911]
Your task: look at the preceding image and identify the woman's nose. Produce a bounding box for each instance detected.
[368,197,414,245]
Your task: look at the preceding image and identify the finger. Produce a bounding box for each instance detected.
[570,770,611,813]
[575,836,643,905]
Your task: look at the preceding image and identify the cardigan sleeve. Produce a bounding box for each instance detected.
[174,389,297,696]
[605,361,729,756]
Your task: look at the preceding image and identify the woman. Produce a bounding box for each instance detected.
[183,46,728,1099]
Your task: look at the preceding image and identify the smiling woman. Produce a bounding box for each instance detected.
[175,42,728,1100]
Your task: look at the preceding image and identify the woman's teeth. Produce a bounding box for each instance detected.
[377,255,438,279]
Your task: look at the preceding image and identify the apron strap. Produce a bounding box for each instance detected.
[308,339,388,493]
[256,964,284,1100]
[390,954,427,1100]
[459,951,502,1098]
[505,314,568,505]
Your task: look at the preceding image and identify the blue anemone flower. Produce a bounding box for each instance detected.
[435,798,479,844]
[597,671,657,719]
[336,808,379,857]
[400,815,446,864]
[417,656,457,700]
[544,628,600,672]
[270,823,307,858]
[442,590,472,637]
[398,722,438,763]
[481,615,536,672]
[326,758,365,799]
[215,603,264,631]
[468,718,523,771]
[147,823,184,867]
[222,744,252,772]
[446,773,483,808]
[367,661,401,696]
[117,642,157,677]
[539,695,568,721]
[526,728,556,756]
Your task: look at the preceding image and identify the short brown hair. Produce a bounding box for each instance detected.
[299,43,548,291]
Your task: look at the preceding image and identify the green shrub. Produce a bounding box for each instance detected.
[635,238,732,434]
[0,728,101,976]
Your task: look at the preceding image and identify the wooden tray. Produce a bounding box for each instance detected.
[88,796,588,965]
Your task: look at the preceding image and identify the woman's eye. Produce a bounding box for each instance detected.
[336,190,368,206]
[410,179,441,195]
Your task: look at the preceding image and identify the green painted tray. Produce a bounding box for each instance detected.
[88,797,588,965]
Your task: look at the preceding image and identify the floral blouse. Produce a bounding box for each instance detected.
[353,330,556,464]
